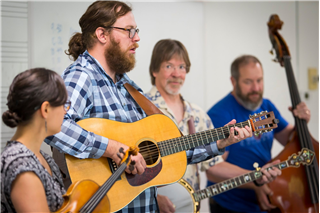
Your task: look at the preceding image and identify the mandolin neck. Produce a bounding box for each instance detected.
[158,120,251,157]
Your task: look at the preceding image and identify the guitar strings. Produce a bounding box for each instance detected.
[137,121,250,153]
[135,121,255,159]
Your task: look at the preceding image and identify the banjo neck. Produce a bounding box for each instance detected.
[193,148,314,202]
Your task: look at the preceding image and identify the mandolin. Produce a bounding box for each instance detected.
[65,111,278,212]
[55,147,138,213]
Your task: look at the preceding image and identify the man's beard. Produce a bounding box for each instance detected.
[235,83,263,111]
[164,78,184,95]
[105,37,138,75]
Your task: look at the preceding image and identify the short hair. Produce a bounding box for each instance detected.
[231,55,263,81]
[2,68,68,128]
[66,1,132,61]
[149,39,191,85]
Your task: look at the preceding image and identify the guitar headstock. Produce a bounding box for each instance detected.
[287,148,315,168]
[249,111,279,136]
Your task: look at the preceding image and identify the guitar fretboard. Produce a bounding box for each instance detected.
[193,161,288,202]
[158,121,251,157]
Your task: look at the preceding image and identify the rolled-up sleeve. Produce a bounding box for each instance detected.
[44,66,109,159]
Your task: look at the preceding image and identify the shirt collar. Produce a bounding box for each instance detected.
[146,86,195,121]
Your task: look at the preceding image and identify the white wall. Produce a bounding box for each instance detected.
[4,1,317,213]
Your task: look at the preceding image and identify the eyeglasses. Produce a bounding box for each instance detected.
[109,27,139,39]
[64,101,71,111]
[34,101,71,111]
[163,64,187,73]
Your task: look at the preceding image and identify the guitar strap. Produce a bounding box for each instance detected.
[123,83,164,116]
[124,83,184,137]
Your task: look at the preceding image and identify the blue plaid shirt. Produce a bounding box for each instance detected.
[45,50,223,212]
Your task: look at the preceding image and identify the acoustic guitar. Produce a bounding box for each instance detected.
[65,111,278,212]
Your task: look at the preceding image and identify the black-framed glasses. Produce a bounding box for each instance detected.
[109,27,139,39]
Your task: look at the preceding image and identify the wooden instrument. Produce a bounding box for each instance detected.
[55,147,139,213]
[194,148,315,203]
[66,112,278,212]
[267,14,319,213]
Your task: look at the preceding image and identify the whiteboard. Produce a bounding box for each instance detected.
[28,1,205,107]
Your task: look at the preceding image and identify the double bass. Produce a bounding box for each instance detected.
[267,14,319,213]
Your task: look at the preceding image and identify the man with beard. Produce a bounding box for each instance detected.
[45,2,253,213]
[146,42,278,213]
[202,54,311,213]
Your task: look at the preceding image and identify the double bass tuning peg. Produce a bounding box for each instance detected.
[269,49,274,55]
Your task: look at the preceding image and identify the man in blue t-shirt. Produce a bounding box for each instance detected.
[203,55,311,213]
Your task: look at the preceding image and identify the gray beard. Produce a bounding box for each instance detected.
[235,85,263,111]
[234,94,262,111]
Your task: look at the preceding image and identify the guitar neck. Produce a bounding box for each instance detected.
[158,120,251,157]
[193,160,289,202]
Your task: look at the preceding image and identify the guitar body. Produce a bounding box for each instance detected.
[65,114,187,212]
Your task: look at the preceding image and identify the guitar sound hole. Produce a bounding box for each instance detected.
[138,141,159,165]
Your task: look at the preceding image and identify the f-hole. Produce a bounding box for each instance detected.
[138,141,159,165]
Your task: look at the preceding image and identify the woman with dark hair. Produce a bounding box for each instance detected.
[1,68,69,212]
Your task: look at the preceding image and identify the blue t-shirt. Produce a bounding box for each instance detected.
[207,93,288,213]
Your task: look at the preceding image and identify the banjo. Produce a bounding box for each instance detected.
[161,148,314,213]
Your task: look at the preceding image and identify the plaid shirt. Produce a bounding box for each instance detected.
[45,51,223,212]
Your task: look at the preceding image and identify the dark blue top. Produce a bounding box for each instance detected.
[207,93,288,213]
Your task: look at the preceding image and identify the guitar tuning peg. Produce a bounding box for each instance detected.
[272,58,278,63]
[269,49,273,55]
